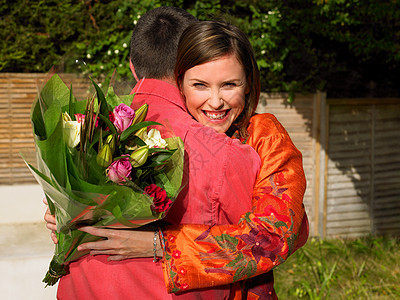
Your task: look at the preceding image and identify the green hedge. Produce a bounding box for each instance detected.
[1,0,399,98]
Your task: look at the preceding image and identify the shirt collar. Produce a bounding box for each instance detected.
[132,78,187,113]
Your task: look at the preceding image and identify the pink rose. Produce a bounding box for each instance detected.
[113,104,135,133]
[106,156,132,184]
[144,184,172,213]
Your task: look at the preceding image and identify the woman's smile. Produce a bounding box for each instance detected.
[203,109,230,120]
[181,54,248,134]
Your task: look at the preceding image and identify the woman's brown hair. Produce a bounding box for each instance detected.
[175,21,260,139]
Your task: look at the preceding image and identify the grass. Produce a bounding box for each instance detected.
[274,236,400,299]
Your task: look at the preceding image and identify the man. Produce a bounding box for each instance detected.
[50,7,261,299]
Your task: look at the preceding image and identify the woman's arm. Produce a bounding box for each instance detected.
[77,226,161,261]
[160,114,309,293]
[43,198,161,261]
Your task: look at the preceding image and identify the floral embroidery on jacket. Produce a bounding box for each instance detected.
[191,173,296,282]
[164,234,190,293]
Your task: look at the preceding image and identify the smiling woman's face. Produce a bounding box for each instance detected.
[181,54,248,134]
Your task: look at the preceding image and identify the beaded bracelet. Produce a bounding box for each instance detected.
[153,228,159,262]
[153,227,166,263]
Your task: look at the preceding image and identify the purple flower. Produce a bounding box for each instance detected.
[236,226,283,263]
[106,156,132,184]
[113,104,135,133]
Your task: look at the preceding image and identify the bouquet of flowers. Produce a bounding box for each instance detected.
[24,74,184,286]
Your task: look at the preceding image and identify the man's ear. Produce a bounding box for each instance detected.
[130,59,139,82]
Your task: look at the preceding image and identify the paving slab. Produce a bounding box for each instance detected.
[0,222,57,299]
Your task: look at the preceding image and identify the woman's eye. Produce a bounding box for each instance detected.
[193,83,206,88]
[223,82,236,88]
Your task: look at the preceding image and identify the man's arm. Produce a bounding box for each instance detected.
[160,114,309,293]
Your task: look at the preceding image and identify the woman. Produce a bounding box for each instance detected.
[48,20,308,299]
[159,20,308,298]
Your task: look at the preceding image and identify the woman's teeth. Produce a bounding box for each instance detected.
[204,111,227,120]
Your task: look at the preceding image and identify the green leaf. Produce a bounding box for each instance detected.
[148,148,175,155]
[90,78,109,127]
[153,136,184,198]
[233,260,257,281]
[40,74,71,108]
[233,265,245,282]
[106,86,134,107]
[68,84,74,117]
[131,136,146,147]
[120,121,162,142]
[215,234,239,251]
[34,120,69,187]
[98,113,118,136]
[275,221,289,229]
[226,252,245,268]
[31,98,46,138]
[43,103,61,138]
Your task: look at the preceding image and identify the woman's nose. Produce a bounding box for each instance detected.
[208,88,224,109]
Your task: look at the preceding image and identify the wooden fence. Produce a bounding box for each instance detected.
[1,73,399,237]
[0,73,91,185]
[323,98,400,237]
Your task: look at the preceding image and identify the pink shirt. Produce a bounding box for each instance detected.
[57,79,260,299]
[131,79,260,226]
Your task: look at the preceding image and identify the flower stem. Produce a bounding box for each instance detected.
[42,257,67,287]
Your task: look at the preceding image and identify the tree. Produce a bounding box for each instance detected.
[1,0,399,97]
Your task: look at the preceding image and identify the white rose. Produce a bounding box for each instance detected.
[144,129,168,148]
[62,113,81,148]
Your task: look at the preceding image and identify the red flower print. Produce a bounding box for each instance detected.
[236,226,283,263]
[274,173,285,186]
[282,193,292,203]
[180,283,189,290]
[178,267,187,276]
[172,250,181,259]
[145,184,172,213]
[168,235,177,243]
[263,205,291,223]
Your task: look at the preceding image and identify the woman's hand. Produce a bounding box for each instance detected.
[43,197,58,244]
[77,227,162,261]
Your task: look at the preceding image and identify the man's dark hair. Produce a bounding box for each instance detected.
[130,7,197,80]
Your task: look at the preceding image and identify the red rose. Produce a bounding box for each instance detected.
[144,184,172,213]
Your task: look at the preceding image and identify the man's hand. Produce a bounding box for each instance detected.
[43,197,58,244]
[77,226,161,261]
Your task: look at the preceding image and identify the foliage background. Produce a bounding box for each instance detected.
[1,0,399,98]
[275,237,400,299]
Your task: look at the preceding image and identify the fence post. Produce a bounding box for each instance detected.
[312,91,328,237]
